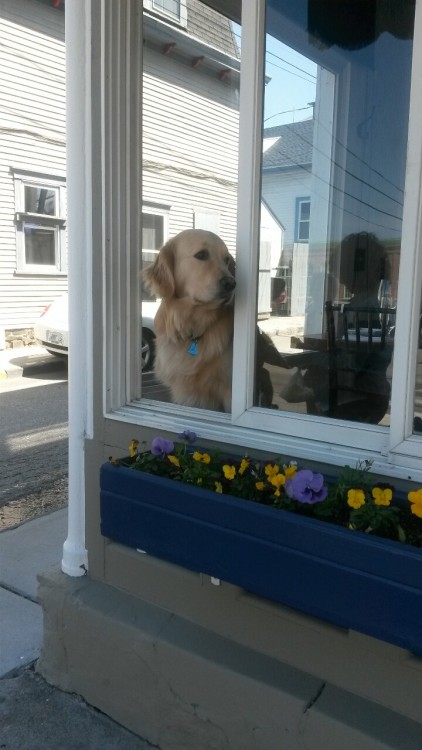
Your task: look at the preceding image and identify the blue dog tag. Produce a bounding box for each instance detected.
[188,340,198,355]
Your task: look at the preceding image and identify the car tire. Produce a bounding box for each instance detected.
[141,329,155,372]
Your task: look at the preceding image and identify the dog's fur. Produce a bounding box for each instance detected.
[143,229,236,411]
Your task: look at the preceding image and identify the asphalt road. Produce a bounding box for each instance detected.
[0,357,68,528]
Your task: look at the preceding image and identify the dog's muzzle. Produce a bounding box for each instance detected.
[219,275,236,301]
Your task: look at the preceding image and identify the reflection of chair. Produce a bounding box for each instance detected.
[324,301,396,423]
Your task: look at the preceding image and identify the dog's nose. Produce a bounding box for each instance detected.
[219,276,236,293]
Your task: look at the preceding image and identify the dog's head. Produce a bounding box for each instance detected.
[143,229,236,306]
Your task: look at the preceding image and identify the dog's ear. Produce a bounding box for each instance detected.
[143,240,176,298]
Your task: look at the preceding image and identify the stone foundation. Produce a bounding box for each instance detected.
[38,569,422,750]
[4,328,36,349]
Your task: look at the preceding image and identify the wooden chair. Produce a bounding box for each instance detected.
[323,301,395,422]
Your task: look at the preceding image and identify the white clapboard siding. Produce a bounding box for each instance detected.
[262,170,312,252]
[142,45,239,252]
[0,0,66,330]
[1,1,240,330]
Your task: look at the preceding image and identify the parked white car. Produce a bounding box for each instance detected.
[34,294,159,371]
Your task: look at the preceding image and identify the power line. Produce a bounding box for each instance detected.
[277,122,404,210]
[264,106,313,124]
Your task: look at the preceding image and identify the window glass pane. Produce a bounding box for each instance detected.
[142,213,164,256]
[153,0,180,19]
[24,225,56,265]
[24,186,57,216]
[255,0,415,427]
[140,0,240,403]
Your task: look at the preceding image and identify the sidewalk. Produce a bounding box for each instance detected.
[0,509,150,748]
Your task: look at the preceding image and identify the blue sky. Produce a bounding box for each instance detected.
[263,35,317,127]
[232,24,317,128]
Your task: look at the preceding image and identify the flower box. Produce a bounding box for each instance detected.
[100,461,422,655]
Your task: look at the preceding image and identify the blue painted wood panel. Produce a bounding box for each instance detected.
[100,462,422,654]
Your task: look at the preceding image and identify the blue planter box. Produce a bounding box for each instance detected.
[100,462,422,655]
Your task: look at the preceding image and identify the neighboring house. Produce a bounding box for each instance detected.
[262,119,313,315]
[141,0,240,267]
[0,0,66,347]
[0,0,244,345]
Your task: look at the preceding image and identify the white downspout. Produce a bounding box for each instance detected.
[61,0,92,576]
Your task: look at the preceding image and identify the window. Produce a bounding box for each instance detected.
[141,207,169,300]
[104,0,422,478]
[295,198,310,242]
[14,171,66,275]
[144,0,187,25]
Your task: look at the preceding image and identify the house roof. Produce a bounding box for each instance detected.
[143,0,240,80]
[187,0,239,59]
[262,119,314,171]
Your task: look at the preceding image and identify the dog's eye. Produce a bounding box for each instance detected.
[194,249,210,261]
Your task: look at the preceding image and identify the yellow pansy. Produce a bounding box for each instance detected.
[215,481,223,494]
[265,463,280,478]
[255,481,265,491]
[223,464,236,480]
[128,439,139,458]
[193,451,211,464]
[408,489,422,505]
[372,487,392,506]
[284,463,297,479]
[347,488,366,509]
[408,489,422,518]
[238,458,250,476]
[269,473,286,497]
[167,454,180,467]
[410,503,422,519]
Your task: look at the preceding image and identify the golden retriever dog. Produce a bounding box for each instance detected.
[143,229,236,411]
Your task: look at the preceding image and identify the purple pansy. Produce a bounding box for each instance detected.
[285,469,328,504]
[151,437,175,457]
[179,430,197,444]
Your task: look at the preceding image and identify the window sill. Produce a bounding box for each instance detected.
[100,462,422,656]
[14,270,67,277]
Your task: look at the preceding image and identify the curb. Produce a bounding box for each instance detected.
[0,348,67,380]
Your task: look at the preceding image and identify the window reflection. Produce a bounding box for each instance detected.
[413,291,422,434]
[140,0,240,402]
[255,0,415,425]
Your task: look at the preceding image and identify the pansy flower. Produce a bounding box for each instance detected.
[285,469,327,504]
[269,473,286,497]
[238,458,250,476]
[179,430,197,443]
[372,486,393,506]
[408,489,422,518]
[193,451,211,464]
[128,439,139,458]
[347,488,366,509]
[265,463,280,478]
[167,454,180,467]
[223,464,236,480]
[151,437,174,457]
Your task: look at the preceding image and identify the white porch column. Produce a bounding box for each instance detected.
[61,0,92,576]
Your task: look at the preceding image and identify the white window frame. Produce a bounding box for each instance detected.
[102,0,422,484]
[142,203,170,261]
[295,197,310,243]
[13,170,67,275]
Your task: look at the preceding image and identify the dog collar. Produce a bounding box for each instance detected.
[188,337,199,355]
